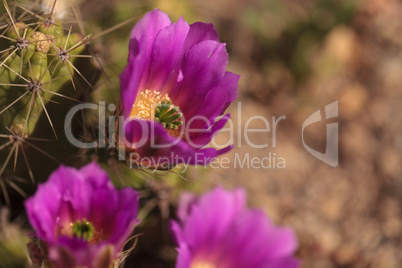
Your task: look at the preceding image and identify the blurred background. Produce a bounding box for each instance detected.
[1,0,402,267]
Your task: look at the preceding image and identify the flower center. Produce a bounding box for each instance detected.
[70,219,94,241]
[190,262,217,268]
[131,90,170,120]
[131,90,183,133]
[155,100,183,129]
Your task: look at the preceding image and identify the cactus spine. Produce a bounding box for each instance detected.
[0,0,98,204]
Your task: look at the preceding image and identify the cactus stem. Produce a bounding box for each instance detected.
[1,57,30,82]
[27,80,42,93]
[0,0,104,191]
[31,32,52,53]
[22,93,35,136]
[48,36,95,90]
[67,35,91,53]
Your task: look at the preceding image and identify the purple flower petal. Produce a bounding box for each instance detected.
[146,17,190,92]
[120,10,239,169]
[188,114,230,148]
[171,40,229,107]
[176,192,197,223]
[125,119,232,166]
[170,187,300,268]
[25,162,140,267]
[175,243,191,268]
[182,22,219,51]
[120,9,171,117]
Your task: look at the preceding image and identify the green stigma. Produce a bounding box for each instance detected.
[71,219,94,241]
[155,100,183,129]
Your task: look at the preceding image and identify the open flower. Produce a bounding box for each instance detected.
[120,9,239,169]
[24,162,140,268]
[170,187,300,268]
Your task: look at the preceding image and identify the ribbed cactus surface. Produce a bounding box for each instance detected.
[0,0,98,203]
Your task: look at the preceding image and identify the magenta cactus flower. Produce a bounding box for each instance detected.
[120,9,239,169]
[24,162,140,268]
[170,187,300,268]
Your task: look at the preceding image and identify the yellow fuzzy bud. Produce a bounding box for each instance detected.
[32,32,51,53]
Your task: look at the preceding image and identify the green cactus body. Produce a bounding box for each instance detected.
[0,1,100,194]
[0,22,78,131]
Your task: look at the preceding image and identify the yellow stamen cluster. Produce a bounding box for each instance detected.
[131,89,171,120]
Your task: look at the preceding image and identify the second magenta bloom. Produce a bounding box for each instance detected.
[24,163,140,268]
[170,187,300,268]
